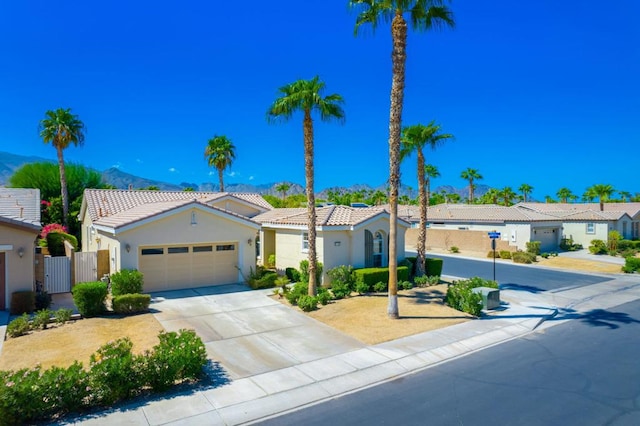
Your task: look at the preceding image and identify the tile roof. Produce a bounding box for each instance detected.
[254,205,396,227]
[517,202,638,220]
[0,188,41,229]
[83,189,272,222]
[396,203,560,223]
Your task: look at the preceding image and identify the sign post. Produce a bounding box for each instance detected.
[488,231,501,282]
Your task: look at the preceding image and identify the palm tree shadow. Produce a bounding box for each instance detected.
[555,308,640,329]
[500,283,545,294]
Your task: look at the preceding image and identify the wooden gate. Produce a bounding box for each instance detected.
[44,256,71,294]
[75,251,97,284]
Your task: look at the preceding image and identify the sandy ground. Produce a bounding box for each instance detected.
[0,313,164,371]
[535,256,622,273]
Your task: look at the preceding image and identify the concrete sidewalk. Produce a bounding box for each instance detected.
[68,274,640,426]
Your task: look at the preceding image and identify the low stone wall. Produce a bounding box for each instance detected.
[406,228,513,253]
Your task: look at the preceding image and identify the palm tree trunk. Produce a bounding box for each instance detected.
[386,11,407,319]
[416,150,426,277]
[469,179,474,204]
[303,110,317,296]
[56,147,69,227]
[218,168,225,192]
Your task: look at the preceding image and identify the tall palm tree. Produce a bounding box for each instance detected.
[204,135,236,192]
[400,122,453,277]
[351,0,454,319]
[556,187,574,203]
[39,108,86,227]
[588,184,615,211]
[483,188,500,204]
[518,183,533,203]
[424,164,440,206]
[618,190,631,203]
[267,76,345,297]
[460,168,482,204]
[500,186,517,206]
[275,182,292,201]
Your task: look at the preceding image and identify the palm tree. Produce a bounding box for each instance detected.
[400,122,453,277]
[500,186,517,206]
[39,108,86,227]
[424,164,440,206]
[518,183,533,203]
[267,76,345,297]
[556,187,574,203]
[204,135,236,192]
[275,182,292,201]
[351,0,454,319]
[588,184,615,211]
[618,190,631,203]
[460,168,482,204]
[482,188,500,204]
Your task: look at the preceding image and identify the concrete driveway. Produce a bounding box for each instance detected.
[150,284,365,380]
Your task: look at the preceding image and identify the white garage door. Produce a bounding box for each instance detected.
[138,243,239,292]
[532,228,558,253]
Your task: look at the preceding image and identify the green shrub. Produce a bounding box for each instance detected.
[297,295,318,312]
[88,337,141,405]
[327,265,355,299]
[299,260,323,284]
[487,250,498,258]
[424,258,443,277]
[331,281,352,299]
[249,271,278,289]
[445,277,497,316]
[399,280,413,290]
[267,253,276,268]
[54,308,73,324]
[7,313,31,338]
[72,281,107,317]
[35,290,52,311]
[622,256,640,273]
[541,252,550,259]
[415,275,440,287]
[373,281,388,292]
[112,293,151,314]
[285,282,308,305]
[285,267,301,283]
[352,266,409,288]
[355,279,370,294]
[589,239,608,254]
[110,269,144,296]
[10,290,35,315]
[275,275,290,286]
[512,251,536,264]
[449,246,460,253]
[608,230,622,252]
[32,309,52,330]
[317,288,331,305]
[526,241,541,255]
[46,231,78,256]
[499,250,512,259]
[398,258,414,278]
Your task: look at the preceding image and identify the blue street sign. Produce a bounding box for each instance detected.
[488,231,501,239]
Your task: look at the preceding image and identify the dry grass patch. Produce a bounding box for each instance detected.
[290,284,472,345]
[537,257,622,273]
[0,313,164,371]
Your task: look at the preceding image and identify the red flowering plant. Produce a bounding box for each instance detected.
[40,223,67,240]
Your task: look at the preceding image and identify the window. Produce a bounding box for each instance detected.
[141,248,163,255]
[216,244,235,251]
[168,246,189,254]
[193,245,213,253]
[586,223,595,234]
[302,232,309,252]
[373,232,383,267]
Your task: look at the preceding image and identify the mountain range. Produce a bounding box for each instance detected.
[0,151,486,199]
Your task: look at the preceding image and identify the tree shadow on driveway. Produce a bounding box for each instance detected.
[553,307,640,329]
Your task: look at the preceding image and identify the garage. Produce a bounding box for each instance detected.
[139,242,239,291]
[531,228,558,253]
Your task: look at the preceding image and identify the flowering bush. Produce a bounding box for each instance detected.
[39,223,68,240]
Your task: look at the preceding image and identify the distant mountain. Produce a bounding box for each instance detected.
[101,168,185,191]
[0,151,52,186]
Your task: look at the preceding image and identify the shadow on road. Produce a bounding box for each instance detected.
[553,307,640,329]
[499,283,545,294]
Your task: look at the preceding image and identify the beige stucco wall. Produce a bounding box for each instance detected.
[562,221,611,247]
[209,198,263,218]
[0,225,38,309]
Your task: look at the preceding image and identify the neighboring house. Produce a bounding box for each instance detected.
[79,189,271,292]
[0,188,41,311]
[254,205,410,284]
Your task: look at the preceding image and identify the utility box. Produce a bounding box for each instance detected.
[472,287,500,310]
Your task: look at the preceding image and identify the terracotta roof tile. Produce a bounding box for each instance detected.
[0,188,41,227]
[254,205,395,227]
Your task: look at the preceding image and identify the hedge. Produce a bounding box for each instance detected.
[249,272,278,289]
[622,257,640,273]
[353,266,409,289]
[425,258,443,277]
[110,269,144,296]
[112,294,151,314]
[446,277,498,316]
[46,232,78,256]
[10,290,35,315]
[285,267,301,283]
[72,281,107,317]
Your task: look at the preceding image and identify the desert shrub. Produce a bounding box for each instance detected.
[399,280,413,290]
[449,246,460,253]
[414,275,439,287]
[317,287,331,305]
[526,241,541,255]
[297,295,318,312]
[617,240,637,252]
[560,237,582,251]
[540,252,550,259]
[88,338,142,405]
[285,282,308,305]
[487,250,498,258]
[622,257,640,273]
[330,281,352,300]
[327,265,355,299]
[373,281,388,292]
[267,253,276,268]
[589,239,608,255]
[54,308,73,324]
[512,251,536,264]
[10,290,35,315]
[445,277,497,316]
[46,231,77,256]
[110,269,144,296]
[35,290,52,310]
[285,267,301,283]
[424,258,443,277]
[32,309,52,330]
[352,266,409,288]
[249,270,278,289]
[499,250,512,259]
[112,293,151,314]
[72,281,107,317]
[275,275,290,286]
[355,279,370,294]
[6,313,31,338]
[608,230,622,252]
[299,260,323,285]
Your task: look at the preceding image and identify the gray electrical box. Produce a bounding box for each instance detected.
[472,287,500,310]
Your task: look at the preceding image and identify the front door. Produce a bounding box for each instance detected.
[0,252,5,311]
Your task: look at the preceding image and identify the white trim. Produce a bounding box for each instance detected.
[0,245,14,251]
[301,231,309,253]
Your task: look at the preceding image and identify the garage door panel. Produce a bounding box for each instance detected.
[139,248,167,291]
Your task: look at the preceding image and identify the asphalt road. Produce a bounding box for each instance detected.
[424,253,609,292]
[261,299,640,426]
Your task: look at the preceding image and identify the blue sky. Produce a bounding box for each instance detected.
[1,1,638,200]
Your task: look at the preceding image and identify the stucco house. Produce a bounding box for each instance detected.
[79,189,272,292]
[254,205,410,284]
[0,188,41,311]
